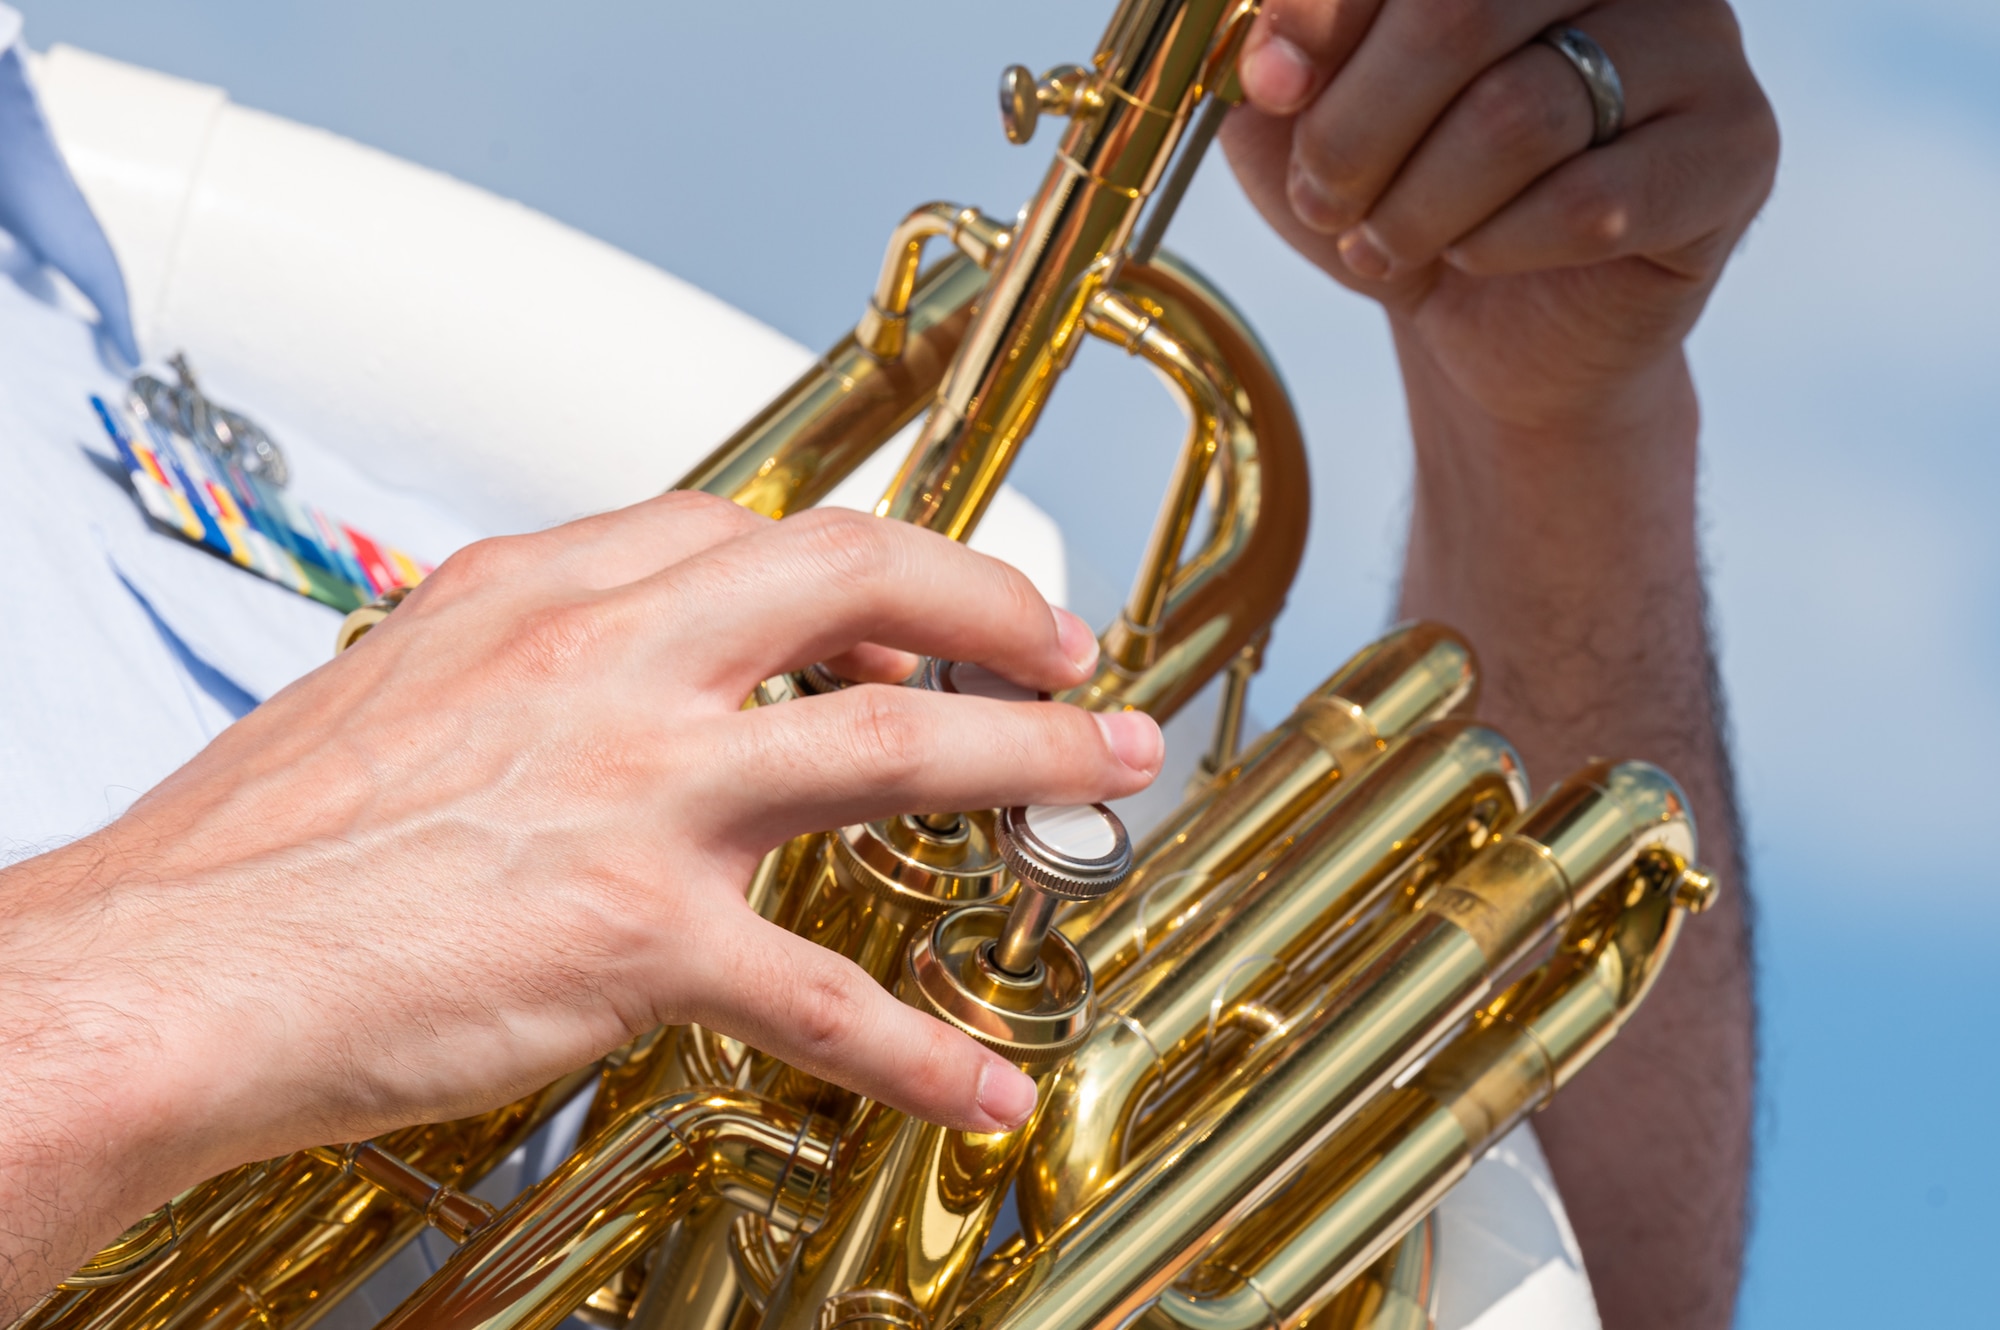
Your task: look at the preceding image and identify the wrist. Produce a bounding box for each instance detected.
[0,843,235,1272]
[1393,326,1701,591]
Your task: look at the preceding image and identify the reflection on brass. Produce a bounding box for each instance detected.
[54,2,1716,1329]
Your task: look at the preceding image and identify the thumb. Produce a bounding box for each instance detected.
[685,910,1039,1134]
[1238,0,1382,115]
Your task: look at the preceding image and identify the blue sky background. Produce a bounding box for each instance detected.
[17,1,1996,1323]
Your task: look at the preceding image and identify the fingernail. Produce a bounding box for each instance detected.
[1337,223,1393,280]
[1288,161,1344,235]
[1095,710,1164,776]
[1053,607,1101,676]
[977,1058,1039,1130]
[1240,34,1315,114]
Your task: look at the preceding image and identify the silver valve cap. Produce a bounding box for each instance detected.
[918,658,1051,703]
[998,804,1131,902]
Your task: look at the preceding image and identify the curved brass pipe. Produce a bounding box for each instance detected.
[678,245,1309,730]
[1133,846,1712,1330]
[856,204,1012,360]
[27,1070,595,1330]
[943,761,1701,1330]
[675,254,987,518]
[1018,722,1526,1244]
[1061,622,1478,989]
[1062,255,1310,722]
[372,1092,835,1330]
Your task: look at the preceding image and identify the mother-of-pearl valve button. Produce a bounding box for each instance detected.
[998,803,1130,900]
[991,802,1131,977]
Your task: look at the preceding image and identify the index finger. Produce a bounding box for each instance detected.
[631,508,1102,703]
[1238,0,1384,115]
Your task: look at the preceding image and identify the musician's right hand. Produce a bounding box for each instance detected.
[0,492,1160,1287]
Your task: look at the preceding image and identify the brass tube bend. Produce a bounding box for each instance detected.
[372,1092,835,1330]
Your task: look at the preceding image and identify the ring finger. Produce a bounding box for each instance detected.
[1286,0,1582,235]
[1349,3,1688,278]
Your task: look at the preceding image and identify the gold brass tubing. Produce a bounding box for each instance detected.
[1195,637,1263,788]
[878,0,1245,541]
[371,1092,835,1330]
[1063,623,1480,990]
[1142,856,1699,1330]
[1305,1220,1436,1330]
[184,1067,600,1330]
[27,1069,597,1330]
[628,819,1013,1330]
[1017,722,1525,1244]
[675,254,986,518]
[577,1024,689,1147]
[626,1201,768,1330]
[858,204,1012,360]
[1085,288,1232,674]
[1059,254,1309,722]
[1130,1219,1434,1330]
[942,761,1696,1330]
[949,914,1492,1330]
[305,1144,497,1245]
[751,1096,1041,1330]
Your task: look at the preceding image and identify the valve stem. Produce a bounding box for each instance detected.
[992,803,1132,977]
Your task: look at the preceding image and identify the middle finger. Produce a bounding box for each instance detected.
[1287,0,1579,235]
[1352,2,1689,277]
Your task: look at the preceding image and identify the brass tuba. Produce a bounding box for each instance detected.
[29,3,1719,1330]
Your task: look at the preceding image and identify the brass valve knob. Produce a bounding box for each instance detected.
[791,661,859,696]
[992,803,1131,975]
[999,63,1096,145]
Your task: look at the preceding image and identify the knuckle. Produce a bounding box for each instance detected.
[789,962,867,1058]
[843,688,926,780]
[1467,58,1576,158]
[1417,0,1502,64]
[502,599,608,681]
[1545,167,1630,251]
[429,536,524,595]
[788,508,897,585]
[655,489,762,534]
[1292,122,1367,205]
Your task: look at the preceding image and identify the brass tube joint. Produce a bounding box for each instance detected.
[858,204,1013,360]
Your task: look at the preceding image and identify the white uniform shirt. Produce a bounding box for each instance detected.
[0,29,481,860]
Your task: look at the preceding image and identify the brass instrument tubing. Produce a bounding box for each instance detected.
[1085,288,1233,673]
[305,1145,496,1245]
[31,1069,596,1330]
[1018,722,1526,1243]
[880,0,1243,541]
[1140,863,1698,1330]
[1063,623,1479,992]
[1196,638,1263,786]
[372,1093,835,1330]
[751,1098,1042,1330]
[946,762,1697,1330]
[676,255,987,518]
[858,205,1012,360]
[193,1068,600,1330]
[1056,256,1309,722]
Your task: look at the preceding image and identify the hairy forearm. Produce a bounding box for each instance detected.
[1392,330,1754,1329]
[0,844,185,1323]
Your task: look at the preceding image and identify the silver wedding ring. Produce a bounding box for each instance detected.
[1539,24,1625,147]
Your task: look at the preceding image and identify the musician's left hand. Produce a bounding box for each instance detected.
[1221,0,1778,432]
